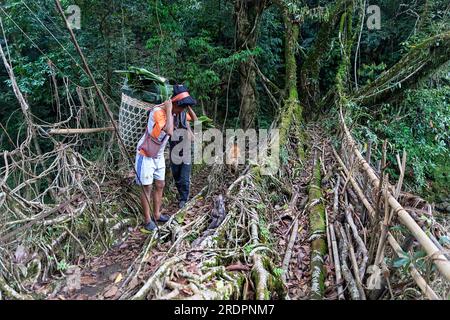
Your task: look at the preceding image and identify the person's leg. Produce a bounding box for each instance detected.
[153,179,165,220]
[173,164,186,203]
[179,163,192,203]
[136,153,155,225]
[171,162,183,199]
[153,156,167,221]
[140,185,153,224]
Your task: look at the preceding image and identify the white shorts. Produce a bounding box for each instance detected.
[135,153,166,185]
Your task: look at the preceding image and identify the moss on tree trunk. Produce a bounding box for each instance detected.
[276,5,305,160]
[234,0,266,130]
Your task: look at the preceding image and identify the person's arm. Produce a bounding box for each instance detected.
[187,106,198,122]
[186,120,195,141]
[164,99,174,136]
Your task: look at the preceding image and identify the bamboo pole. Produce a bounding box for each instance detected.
[345,224,366,299]
[331,176,345,299]
[333,145,444,300]
[329,223,344,299]
[337,222,360,300]
[48,127,115,135]
[339,110,450,281]
[332,147,376,219]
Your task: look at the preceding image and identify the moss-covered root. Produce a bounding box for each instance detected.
[251,254,286,300]
[0,276,33,300]
[308,159,327,300]
[252,254,270,300]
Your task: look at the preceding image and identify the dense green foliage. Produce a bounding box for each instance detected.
[0,0,449,196]
[353,82,449,198]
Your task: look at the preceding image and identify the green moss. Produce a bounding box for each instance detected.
[175,211,186,224]
[308,162,326,234]
[308,161,327,300]
[251,166,262,183]
[251,267,271,300]
[186,231,199,243]
[309,203,326,234]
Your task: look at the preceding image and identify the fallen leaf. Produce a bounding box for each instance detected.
[80,275,96,286]
[127,278,139,290]
[104,286,118,298]
[114,273,123,284]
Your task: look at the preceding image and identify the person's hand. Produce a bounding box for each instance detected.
[187,106,198,121]
[164,99,173,111]
[188,130,195,141]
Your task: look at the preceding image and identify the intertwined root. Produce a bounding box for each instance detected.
[121,162,290,300]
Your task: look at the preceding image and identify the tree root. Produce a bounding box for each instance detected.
[131,255,185,300]
[308,157,327,299]
[0,275,32,300]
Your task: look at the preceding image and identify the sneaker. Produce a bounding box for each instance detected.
[157,214,170,223]
[140,220,157,233]
[178,201,187,209]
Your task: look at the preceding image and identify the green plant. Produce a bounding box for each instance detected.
[355,86,450,195]
[273,267,284,277]
[56,259,69,272]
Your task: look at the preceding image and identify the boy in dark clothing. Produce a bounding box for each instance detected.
[169,85,198,208]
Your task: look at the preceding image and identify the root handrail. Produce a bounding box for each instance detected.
[339,110,450,282]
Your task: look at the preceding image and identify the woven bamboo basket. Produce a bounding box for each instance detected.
[118,93,155,153]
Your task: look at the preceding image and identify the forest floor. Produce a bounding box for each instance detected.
[36,166,211,300]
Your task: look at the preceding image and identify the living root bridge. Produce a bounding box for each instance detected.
[126,168,287,300]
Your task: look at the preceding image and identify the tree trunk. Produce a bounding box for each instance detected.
[274,2,304,158]
[234,0,266,129]
[300,0,353,114]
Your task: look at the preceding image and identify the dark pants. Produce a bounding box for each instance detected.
[170,161,191,202]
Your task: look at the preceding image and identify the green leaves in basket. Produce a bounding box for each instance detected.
[115,67,173,102]
[115,67,167,84]
[195,115,215,129]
